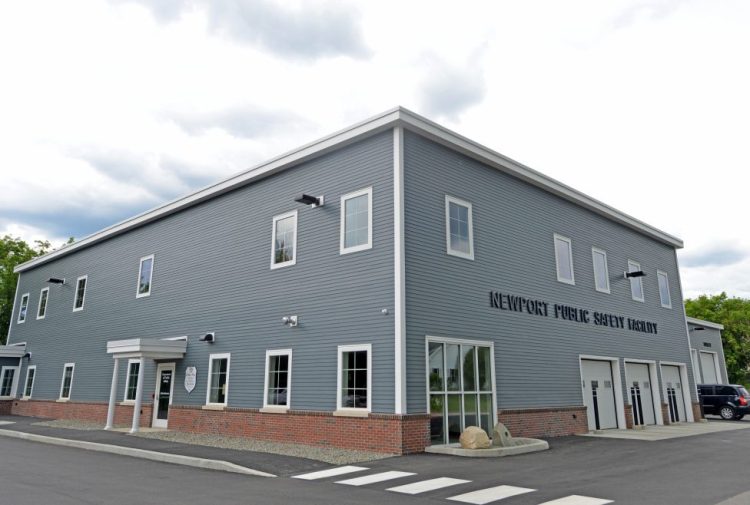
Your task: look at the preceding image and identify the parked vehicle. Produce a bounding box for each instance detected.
[697,384,750,420]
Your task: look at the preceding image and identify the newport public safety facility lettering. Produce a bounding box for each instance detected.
[489,290,658,335]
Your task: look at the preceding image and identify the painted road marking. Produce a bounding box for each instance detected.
[537,496,613,505]
[448,484,536,504]
[292,465,369,480]
[336,471,416,486]
[387,477,471,495]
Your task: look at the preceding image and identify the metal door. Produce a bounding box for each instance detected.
[581,360,618,430]
[699,352,719,384]
[662,365,686,423]
[626,363,656,426]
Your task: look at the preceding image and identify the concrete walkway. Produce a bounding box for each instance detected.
[580,420,750,441]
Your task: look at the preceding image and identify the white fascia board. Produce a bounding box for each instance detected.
[0,343,26,358]
[686,317,724,330]
[106,338,187,357]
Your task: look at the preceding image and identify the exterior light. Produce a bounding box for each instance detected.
[199,332,215,343]
[294,194,324,207]
[624,271,646,278]
[47,277,66,284]
[282,315,299,327]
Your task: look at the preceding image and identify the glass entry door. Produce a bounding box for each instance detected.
[428,340,494,445]
[152,363,175,428]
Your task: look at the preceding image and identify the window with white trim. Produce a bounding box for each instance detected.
[554,234,575,284]
[23,365,36,398]
[137,255,154,297]
[59,363,75,400]
[337,344,371,411]
[0,366,19,398]
[206,353,230,406]
[657,270,672,308]
[18,293,29,323]
[124,359,141,401]
[37,288,49,319]
[264,349,292,408]
[73,275,87,311]
[271,211,297,268]
[445,196,474,260]
[628,260,644,302]
[591,248,610,293]
[340,187,373,254]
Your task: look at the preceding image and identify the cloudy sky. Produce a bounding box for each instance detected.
[0,0,748,299]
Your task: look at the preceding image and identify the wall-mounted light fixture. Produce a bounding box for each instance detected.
[624,270,646,279]
[282,315,299,327]
[47,277,66,284]
[23,352,32,359]
[199,332,215,343]
[689,327,705,332]
[294,194,324,208]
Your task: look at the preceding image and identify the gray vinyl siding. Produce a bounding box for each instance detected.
[403,131,692,413]
[8,131,395,413]
[689,324,728,384]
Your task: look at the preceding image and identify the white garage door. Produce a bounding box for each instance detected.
[699,352,719,384]
[626,362,656,426]
[581,359,618,430]
[662,365,686,423]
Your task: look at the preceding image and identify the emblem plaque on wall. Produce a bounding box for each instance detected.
[184,366,197,393]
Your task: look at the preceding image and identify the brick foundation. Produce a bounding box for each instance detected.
[10,399,152,427]
[0,400,11,416]
[497,406,588,437]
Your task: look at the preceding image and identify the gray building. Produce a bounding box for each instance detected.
[0,107,700,453]
[687,317,729,385]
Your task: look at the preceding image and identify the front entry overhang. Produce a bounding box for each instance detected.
[0,343,26,360]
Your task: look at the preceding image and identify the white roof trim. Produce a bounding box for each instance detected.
[106,338,187,359]
[686,316,724,330]
[15,107,682,273]
[0,343,26,359]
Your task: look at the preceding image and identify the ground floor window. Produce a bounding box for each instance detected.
[206,353,230,406]
[337,344,371,411]
[59,363,75,400]
[124,359,141,401]
[1,366,18,397]
[265,349,292,408]
[23,366,36,398]
[427,338,494,445]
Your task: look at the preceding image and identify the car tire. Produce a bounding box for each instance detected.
[719,405,736,420]
[735,414,745,421]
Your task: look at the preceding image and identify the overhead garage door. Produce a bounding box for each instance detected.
[581,359,618,430]
[662,365,686,423]
[699,352,719,384]
[625,362,656,426]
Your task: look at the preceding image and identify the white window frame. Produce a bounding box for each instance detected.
[59,363,75,401]
[205,353,230,407]
[136,254,155,298]
[657,270,672,309]
[22,365,36,399]
[444,195,474,260]
[554,234,575,285]
[0,366,20,399]
[37,288,50,320]
[73,275,87,312]
[691,349,702,384]
[591,247,610,294]
[336,344,372,413]
[263,349,293,409]
[123,358,142,403]
[628,260,645,302]
[270,210,298,269]
[17,293,30,324]
[340,187,373,254]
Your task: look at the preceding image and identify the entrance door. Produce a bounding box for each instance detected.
[581,359,618,430]
[626,363,656,426]
[699,352,719,384]
[152,363,175,428]
[662,365,686,423]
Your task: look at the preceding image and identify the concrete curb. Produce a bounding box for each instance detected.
[0,429,276,478]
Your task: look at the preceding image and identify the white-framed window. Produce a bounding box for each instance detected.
[628,260,644,302]
[337,344,372,412]
[264,349,292,408]
[73,275,87,311]
[340,187,373,254]
[59,363,75,400]
[123,359,142,402]
[206,353,230,406]
[445,196,474,260]
[37,288,49,319]
[136,255,154,297]
[554,234,575,285]
[17,293,30,323]
[23,365,36,399]
[0,366,20,398]
[591,247,610,293]
[271,210,297,269]
[657,270,672,308]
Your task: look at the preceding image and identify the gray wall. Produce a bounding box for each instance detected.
[689,323,729,384]
[8,131,396,413]
[403,131,694,413]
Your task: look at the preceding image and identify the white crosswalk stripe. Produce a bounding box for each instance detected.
[537,496,613,505]
[336,471,416,486]
[292,465,369,480]
[447,484,536,504]
[387,477,471,495]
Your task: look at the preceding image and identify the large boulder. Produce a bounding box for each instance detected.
[459,426,491,449]
[492,422,515,447]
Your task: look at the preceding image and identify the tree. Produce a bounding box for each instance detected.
[685,293,750,385]
[0,236,52,344]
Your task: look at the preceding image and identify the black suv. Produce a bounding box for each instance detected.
[698,384,750,420]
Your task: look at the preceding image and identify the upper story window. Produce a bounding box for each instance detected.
[124,359,141,401]
[264,349,292,409]
[206,353,230,406]
[37,288,49,319]
[340,187,373,254]
[271,211,297,269]
[337,344,371,412]
[73,276,87,311]
[591,248,610,293]
[554,234,575,285]
[23,365,36,399]
[445,195,474,260]
[628,260,644,302]
[137,255,154,298]
[17,293,29,323]
[657,270,672,308]
[59,363,75,400]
